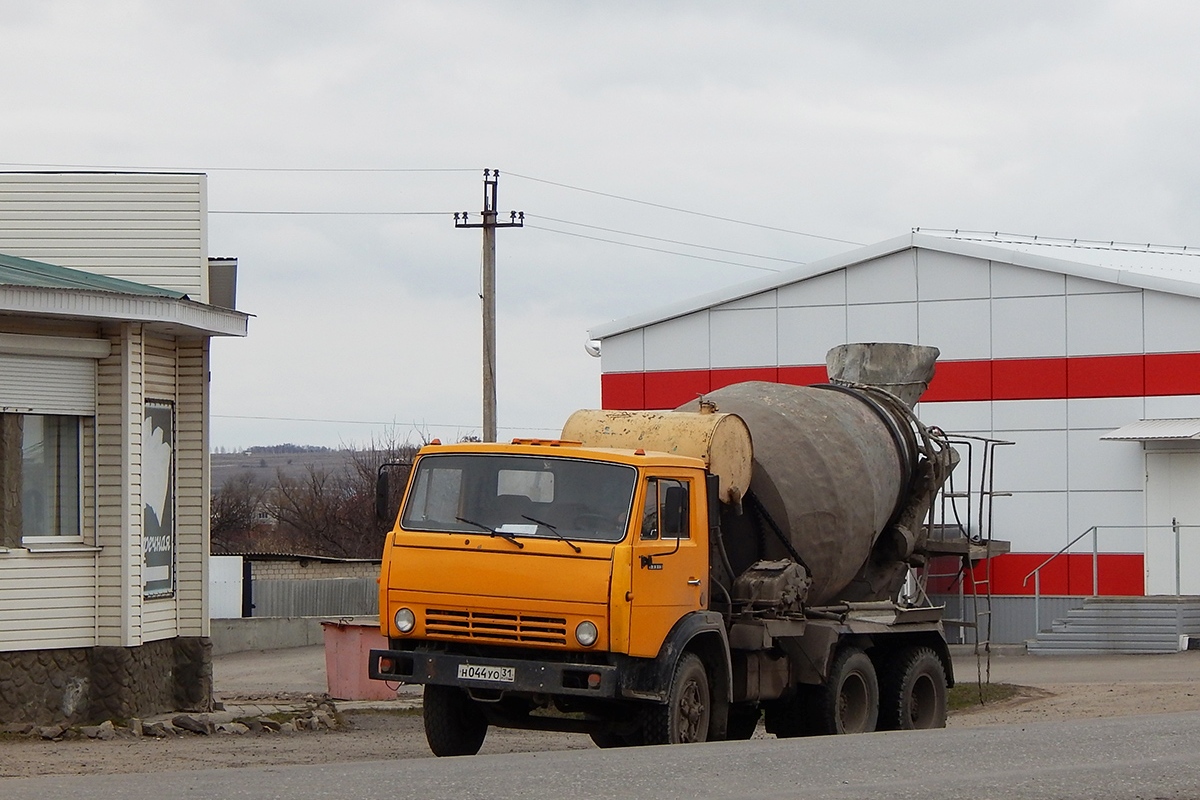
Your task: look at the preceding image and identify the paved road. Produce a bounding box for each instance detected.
[6,711,1198,799]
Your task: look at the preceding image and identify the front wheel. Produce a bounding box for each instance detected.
[423,685,488,757]
[643,652,711,744]
[877,646,947,731]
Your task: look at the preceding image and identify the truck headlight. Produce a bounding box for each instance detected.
[394,607,416,634]
[575,620,598,647]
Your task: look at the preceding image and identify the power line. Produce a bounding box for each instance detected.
[526,223,781,273]
[1,159,858,254]
[508,171,862,246]
[530,214,805,266]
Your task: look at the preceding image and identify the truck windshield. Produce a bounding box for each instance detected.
[401,453,637,544]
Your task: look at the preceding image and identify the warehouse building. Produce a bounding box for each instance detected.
[589,230,1200,645]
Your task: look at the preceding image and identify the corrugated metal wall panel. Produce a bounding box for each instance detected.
[0,353,95,414]
[252,579,379,618]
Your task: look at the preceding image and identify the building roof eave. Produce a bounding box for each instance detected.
[0,284,250,337]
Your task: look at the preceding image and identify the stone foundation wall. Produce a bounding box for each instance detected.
[0,637,212,726]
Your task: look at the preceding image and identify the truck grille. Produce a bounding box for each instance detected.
[424,608,568,646]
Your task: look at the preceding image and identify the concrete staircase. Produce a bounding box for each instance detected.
[1026,597,1200,654]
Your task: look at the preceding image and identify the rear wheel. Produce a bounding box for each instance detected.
[878,646,947,731]
[818,647,879,735]
[423,685,488,757]
[643,653,711,744]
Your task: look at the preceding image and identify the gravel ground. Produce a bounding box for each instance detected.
[3,647,1198,778]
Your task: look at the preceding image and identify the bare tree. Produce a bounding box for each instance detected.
[346,430,418,536]
[212,430,423,559]
[269,464,359,558]
[211,471,268,538]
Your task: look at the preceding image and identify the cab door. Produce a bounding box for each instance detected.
[627,474,708,658]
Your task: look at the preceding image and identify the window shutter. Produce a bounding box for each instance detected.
[0,353,96,415]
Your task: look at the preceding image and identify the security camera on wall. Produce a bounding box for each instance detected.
[584,340,601,358]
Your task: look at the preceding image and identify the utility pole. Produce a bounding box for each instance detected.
[454,169,523,443]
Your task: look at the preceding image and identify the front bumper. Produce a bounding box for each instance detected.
[369,648,623,699]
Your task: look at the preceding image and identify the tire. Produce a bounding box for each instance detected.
[726,704,761,740]
[877,646,947,731]
[643,653,711,744]
[817,647,879,735]
[423,684,488,757]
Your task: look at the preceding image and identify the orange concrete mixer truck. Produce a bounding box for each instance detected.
[369,343,960,756]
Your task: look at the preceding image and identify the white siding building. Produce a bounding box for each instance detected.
[0,173,248,725]
[590,230,1200,643]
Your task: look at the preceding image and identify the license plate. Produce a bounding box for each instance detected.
[457,663,515,683]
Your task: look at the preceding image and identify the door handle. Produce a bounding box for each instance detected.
[687,578,702,586]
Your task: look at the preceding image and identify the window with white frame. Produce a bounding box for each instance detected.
[0,413,82,545]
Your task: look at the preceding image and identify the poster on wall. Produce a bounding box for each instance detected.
[143,401,175,598]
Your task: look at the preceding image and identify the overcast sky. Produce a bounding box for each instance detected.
[4,1,1200,450]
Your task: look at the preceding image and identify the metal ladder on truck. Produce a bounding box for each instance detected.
[910,434,1012,687]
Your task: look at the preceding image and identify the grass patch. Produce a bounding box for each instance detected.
[948,682,1023,711]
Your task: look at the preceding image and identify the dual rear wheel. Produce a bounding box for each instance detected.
[765,644,947,737]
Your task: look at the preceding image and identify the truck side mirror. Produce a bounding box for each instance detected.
[663,485,687,537]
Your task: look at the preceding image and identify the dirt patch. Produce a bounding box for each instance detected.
[5,676,1200,778]
[0,708,587,778]
[948,680,1200,727]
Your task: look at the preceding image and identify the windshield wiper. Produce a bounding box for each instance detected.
[522,514,582,553]
[455,516,524,549]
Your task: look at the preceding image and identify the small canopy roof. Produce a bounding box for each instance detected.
[1102,419,1200,441]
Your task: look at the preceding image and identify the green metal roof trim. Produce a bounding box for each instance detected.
[0,251,187,299]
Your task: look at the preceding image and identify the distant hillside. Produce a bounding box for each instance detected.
[211,448,351,491]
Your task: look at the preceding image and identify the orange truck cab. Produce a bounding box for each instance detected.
[369,439,732,755]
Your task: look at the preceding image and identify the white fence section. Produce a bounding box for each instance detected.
[209,555,244,618]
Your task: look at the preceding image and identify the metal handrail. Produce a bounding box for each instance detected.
[1022,523,1200,633]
